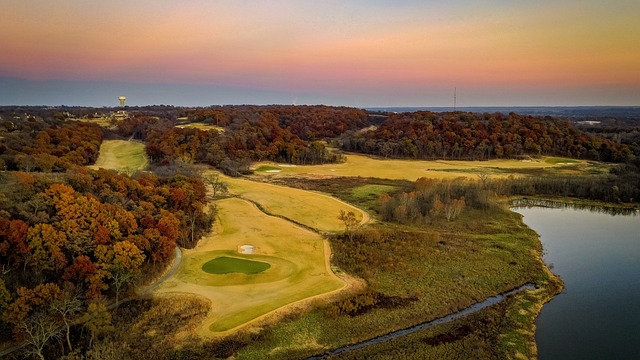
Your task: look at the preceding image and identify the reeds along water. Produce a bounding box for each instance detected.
[511,198,638,216]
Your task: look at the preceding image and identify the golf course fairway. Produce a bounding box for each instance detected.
[154,197,345,335]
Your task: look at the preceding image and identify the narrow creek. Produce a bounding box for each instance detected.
[307,283,535,359]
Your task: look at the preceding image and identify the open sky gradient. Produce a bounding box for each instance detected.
[1,0,639,107]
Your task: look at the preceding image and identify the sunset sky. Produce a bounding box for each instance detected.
[1,0,639,107]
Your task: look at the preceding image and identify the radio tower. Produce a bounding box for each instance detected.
[453,87,457,112]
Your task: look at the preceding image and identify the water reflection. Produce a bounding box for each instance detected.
[512,198,639,216]
[514,205,640,360]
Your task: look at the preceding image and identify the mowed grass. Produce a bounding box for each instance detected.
[202,257,271,274]
[545,156,580,164]
[175,123,225,132]
[253,153,595,181]
[219,173,367,232]
[91,140,148,172]
[255,165,282,172]
[71,117,113,128]
[155,197,344,334]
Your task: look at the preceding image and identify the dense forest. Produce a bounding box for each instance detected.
[0,168,212,358]
[342,111,635,162]
[181,105,368,140]
[0,121,103,172]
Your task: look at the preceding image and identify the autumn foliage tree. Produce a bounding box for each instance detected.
[338,210,360,241]
[342,111,633,162]
[0,121,103,172]
[0,167,213,354]
[380,178,478,225]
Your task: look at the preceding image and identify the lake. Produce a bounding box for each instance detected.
[514,206,640,360]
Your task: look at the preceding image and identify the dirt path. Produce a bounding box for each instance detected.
[137,247,183,296]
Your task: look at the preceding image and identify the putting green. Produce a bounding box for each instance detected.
[202,256,271,274]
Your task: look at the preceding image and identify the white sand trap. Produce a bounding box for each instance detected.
[266,170,281,173]
[238,244,255,254]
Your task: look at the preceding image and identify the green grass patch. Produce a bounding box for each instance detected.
[350,184,398,199]
[255,165,282,172]
[349,184,399,211]
[90,140,148,172]
[202,257,271,274]
[545,157,580,165]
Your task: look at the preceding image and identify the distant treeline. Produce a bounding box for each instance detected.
[181,105,368,140]
[378,161,640,226]
[495,162,640,203]
[342,111,634,162]
[2,106,637,179]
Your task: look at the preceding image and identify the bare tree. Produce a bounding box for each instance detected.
[51,286,83,352]
[338,210,360,241]
[443,197,465,221]
[477,171,491,188]
[18,311,63,360]
[111,267,135,305]
[204,173,229,197]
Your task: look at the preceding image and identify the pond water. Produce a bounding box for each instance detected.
[514,206,640,360]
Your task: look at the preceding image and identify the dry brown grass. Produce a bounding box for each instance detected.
[252,154,595,181]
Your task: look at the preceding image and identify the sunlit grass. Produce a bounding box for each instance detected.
[90,140,148,172]
[175,123,225,132]
[155,197,344,334]
[545,157,580,164]
[252,154,597,181]
[220,174,367,232]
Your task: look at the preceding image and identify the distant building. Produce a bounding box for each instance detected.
[111,110,129,121]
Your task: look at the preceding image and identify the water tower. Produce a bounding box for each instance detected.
[118,96,126,107]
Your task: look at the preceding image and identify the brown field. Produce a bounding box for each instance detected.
[175,123,225,132]
[252,154,602,181]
